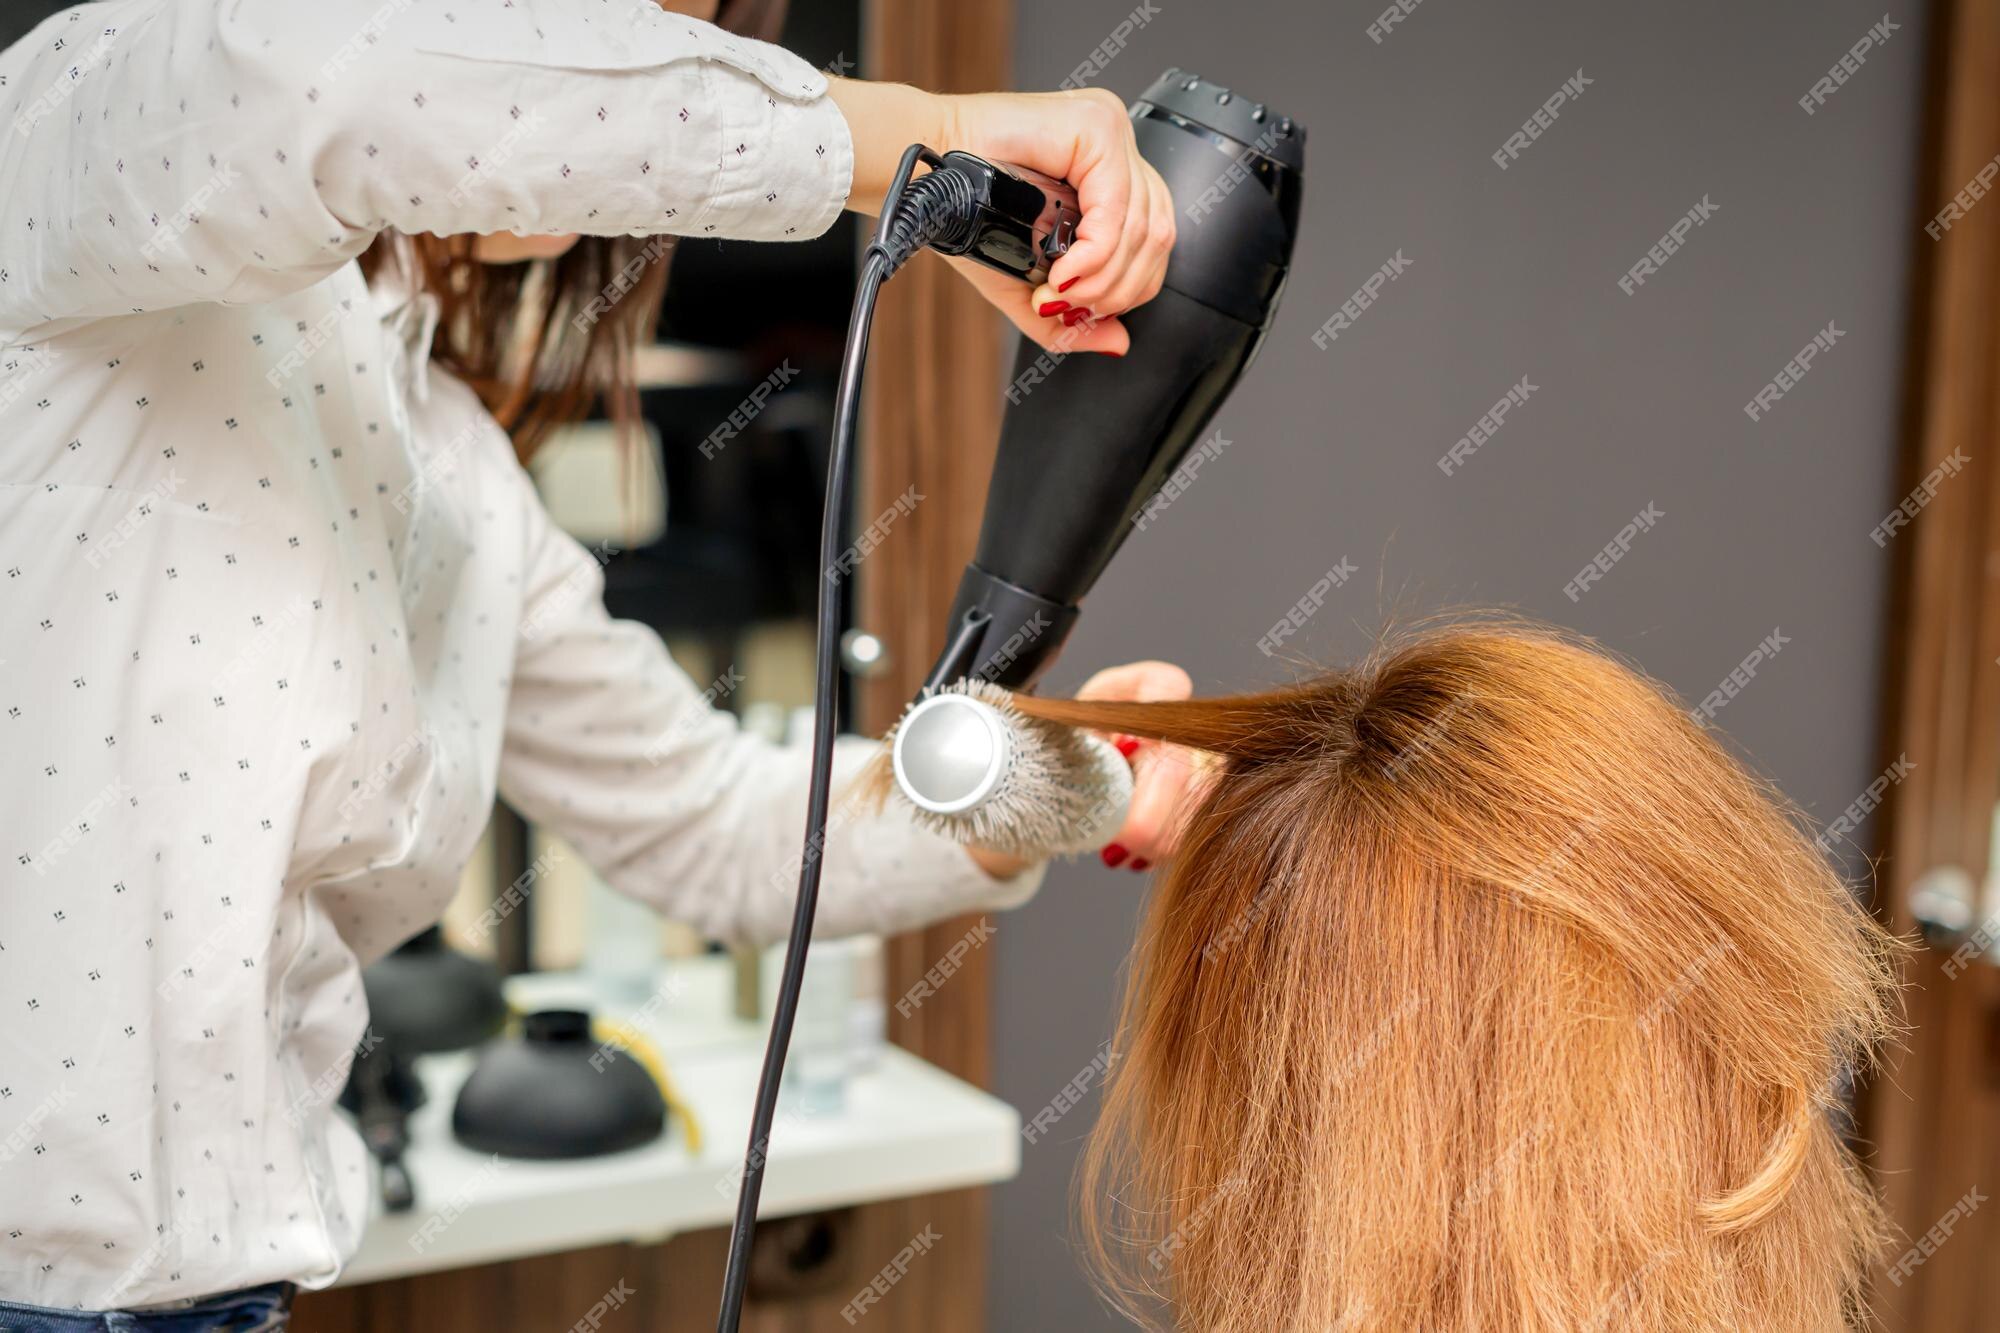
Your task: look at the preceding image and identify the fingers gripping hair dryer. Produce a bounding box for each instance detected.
[716,69,1304,1333]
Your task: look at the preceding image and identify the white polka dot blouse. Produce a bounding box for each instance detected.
[0,0,1042,1309]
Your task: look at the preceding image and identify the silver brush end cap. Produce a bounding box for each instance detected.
[892,692,1010,815]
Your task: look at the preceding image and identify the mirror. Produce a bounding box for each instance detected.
[439,0,872,988]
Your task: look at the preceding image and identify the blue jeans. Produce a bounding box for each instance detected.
[0,1284,292,1332]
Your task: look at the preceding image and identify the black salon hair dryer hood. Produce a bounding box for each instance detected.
[922,69,1305,694]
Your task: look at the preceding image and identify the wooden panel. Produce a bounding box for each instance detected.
[297,1193,992,1331]
[298,1245,665,1332]
[842,0,1017,1329]
[1864,0,2000,1328]
[857,0,1014,1087]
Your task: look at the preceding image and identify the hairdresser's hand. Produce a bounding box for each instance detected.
[943,89,1175,356]
[962,660,1198,882]
[828,80,1175,356]
[1073,660,1200,870]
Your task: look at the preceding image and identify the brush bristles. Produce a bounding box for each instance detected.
[861,679,1133,860]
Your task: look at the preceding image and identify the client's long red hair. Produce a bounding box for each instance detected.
[1013,620,1901,1332]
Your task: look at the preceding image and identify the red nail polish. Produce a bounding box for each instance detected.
[1061,308,1092,326]
[1114,737,1140,758]
[1101,843,1130,868]
[1037,300,1068,317]
[1059,276,1080,293]
[1129,859,1151,872]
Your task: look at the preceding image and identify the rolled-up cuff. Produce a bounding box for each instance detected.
[691,56,854,241]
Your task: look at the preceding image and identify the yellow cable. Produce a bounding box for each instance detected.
[593,1017,703,1154]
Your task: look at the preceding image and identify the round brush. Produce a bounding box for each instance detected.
[870,678,1133,859]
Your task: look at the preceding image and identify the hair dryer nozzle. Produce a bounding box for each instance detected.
[920,565,1080,694]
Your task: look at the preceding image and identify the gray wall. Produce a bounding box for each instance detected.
[993,0,1929,1327]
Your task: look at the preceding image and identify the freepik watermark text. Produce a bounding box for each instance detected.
[1310,252,1412,349]
[1798,15,1899,115]
[1870,449,1970,547]
[698,361,799,459]
[1618,195,1719,295]
[1563,502,1664,602]
[1366,0,1433,45]
[1437,378,1537,476]
[1927,153,2000,240]
[1688,628,1790,727]
[1257,559,1359,656]
[1744,322,1844,422]
[1492,70,1593,170]
[1132,429,1231,529]
[1058,2,1161,89]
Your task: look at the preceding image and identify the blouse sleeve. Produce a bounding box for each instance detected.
[492,458,1047,950]
[0,0,855,344]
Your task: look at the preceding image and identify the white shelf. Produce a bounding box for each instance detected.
[337,962,1020,1285]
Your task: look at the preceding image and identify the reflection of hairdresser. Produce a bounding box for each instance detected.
[0,0,1206,1321]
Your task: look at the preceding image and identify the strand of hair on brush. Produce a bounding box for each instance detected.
[1010,692,1284,757]
[846,746,898,817]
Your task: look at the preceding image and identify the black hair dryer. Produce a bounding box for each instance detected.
[921,69,1305,693]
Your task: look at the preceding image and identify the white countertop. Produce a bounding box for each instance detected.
[338,960,1020,1285]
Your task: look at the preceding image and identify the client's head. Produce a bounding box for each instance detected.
[1013,618,1901,1333]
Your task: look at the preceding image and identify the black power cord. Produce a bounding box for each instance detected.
[714,143,971,1333]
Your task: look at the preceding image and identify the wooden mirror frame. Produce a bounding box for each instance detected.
[1865,0,2000,1328]
[844,0,1017,1329]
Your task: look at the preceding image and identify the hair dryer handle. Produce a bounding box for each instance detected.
[919,152,1081,288]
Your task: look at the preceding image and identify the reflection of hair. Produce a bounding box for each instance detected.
[360,231,673,461]
[1013,619,1901,1332]
[358,0,791,461]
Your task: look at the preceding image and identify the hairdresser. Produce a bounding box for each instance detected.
[0,0,1201,1322]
